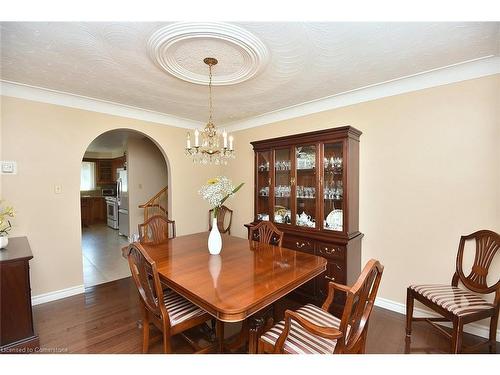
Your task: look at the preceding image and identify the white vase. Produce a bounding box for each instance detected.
[0,236,8,249]
[208,217,222,255]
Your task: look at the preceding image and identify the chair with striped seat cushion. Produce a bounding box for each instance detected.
[259,259,384,354]
[409,285,495,317]
[406,230,500,354]
[163,290,208,326]
[260,304,345,354]
[127,242,215,354]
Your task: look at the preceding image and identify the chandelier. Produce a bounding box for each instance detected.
[185,57,235,165]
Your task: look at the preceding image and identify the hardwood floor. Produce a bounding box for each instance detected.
[32,277,498,354]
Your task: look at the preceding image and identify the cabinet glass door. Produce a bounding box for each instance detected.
[323,142,344,231]
[256,151,271,221]
[274,148,292,225]
[295,145,317,228]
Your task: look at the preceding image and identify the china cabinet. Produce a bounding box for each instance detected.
[246,126,363,313]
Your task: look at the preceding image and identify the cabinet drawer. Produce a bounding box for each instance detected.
[283,235,315,254]
[316,243,345,259]
[321,259,345,287]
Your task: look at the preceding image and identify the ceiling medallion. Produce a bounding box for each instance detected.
[185,57,235,165]
[148,22,269,85]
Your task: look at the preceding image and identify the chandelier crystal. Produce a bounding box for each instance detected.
[185,57,235,165]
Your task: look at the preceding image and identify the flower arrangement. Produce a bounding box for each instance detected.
[199,176,244,218]
[0,201,14,237]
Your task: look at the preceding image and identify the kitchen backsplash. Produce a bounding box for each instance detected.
[80,184,116,197]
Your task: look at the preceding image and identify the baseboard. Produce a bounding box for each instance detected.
[374,296,499,342]
[31,285,85,306]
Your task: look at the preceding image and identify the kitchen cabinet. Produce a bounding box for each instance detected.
[96,159,113,184]
[80,197,106,226]
[112,156,126,181]
[245,126,363,314]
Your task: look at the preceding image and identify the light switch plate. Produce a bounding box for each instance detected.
[1,161,17,174]
[54,185,62,194]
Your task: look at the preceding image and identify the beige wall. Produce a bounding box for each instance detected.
[0,96,218,295]
[224,74,500,327]
[127,136,169,239]
[0,74,498,333]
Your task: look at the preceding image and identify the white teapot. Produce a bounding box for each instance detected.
[298,211,311,224]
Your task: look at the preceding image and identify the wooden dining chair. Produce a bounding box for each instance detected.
[127,242,218,354]
[258,259,384,354]
[138,215,176,245]
[208,205,233,235]
[248,221,284,247]
[406,230,500,353]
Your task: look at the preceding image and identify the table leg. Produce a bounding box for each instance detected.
[248,316,265,354]
[217,320,224,353]
[248,308,274,354]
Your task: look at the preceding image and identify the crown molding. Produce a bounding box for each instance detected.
[224,55,500,132]
[2,56,499,133]
[0,80,203,130]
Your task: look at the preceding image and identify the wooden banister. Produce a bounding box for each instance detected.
[139,186,168,222]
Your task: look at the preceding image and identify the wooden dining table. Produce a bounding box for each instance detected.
[123,232,327,353]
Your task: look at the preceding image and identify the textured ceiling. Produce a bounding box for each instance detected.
[86,129,146,153]
[1,22,499,124]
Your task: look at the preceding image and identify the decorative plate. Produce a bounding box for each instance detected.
[326,209,343,230]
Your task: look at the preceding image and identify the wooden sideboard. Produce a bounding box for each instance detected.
[0,237,39,353]
[246,126,363,315]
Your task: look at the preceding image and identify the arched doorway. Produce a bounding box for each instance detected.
[80,129,170,287]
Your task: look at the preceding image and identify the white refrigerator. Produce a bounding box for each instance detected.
[117,168,129,238]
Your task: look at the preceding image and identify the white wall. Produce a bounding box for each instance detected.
[127,136,169,239]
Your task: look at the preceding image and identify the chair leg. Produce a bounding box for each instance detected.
[451,317,463,354]
[405,288,414,337]
[141,305,150,354]
[489,311,498,354]
[257,337,265,354]
[162,329,172,354]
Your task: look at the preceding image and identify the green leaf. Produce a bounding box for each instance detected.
[219,182,244,206]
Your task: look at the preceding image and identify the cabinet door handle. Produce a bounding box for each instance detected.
[322,247,336,254]
[325,275,335,282]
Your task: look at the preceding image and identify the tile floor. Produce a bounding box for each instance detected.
[81,224,130,287]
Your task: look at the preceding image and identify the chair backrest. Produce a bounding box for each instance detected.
[248,221,284,247]
[336,259,384,354]
[208,205,233,234]
[126,243,167,321]
[453,230,500,294]
[138,215,176,245]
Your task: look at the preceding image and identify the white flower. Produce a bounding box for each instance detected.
[198,176,236,208]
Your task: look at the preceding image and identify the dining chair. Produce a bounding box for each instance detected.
[208,205,233,235]
[138,214,176,244]
[258,259,384,354]
[406,230,499,353]
[127,242,219,353]
[248,221,284,247]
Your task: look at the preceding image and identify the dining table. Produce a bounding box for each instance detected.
[123,232,327,353]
